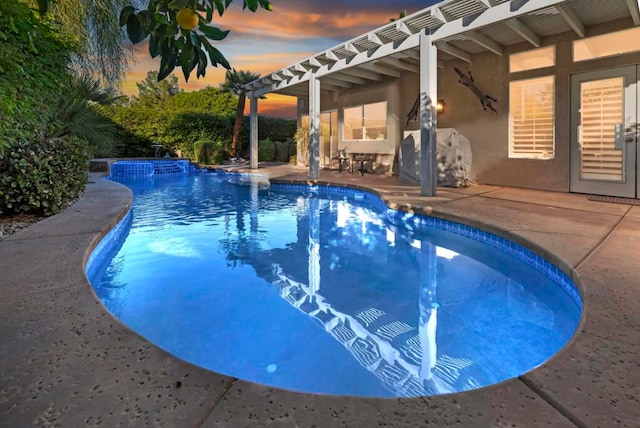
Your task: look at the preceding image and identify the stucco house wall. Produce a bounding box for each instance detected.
[431,17,640,191]
[295,17,640,188]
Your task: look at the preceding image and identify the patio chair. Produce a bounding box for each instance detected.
[331,150,351,173]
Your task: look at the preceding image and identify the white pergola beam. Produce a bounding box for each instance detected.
[248,0,569,96]
[504,17,541,47]
[281,68,295,78]
[368,32,385,46]
[308,75,320,179]
[395,21,418,35]
[378,57,420,73]
[556,4,585,37]
[435,42,472,63]
[338,67,383,81]
[419,32,438,197]
[294,64,310,74]
[344,42,361,55]
[252,71,312,97]
[309,57,325,67]
[325,50,341,62]
[429,7,448,24]
[319,77,353,88]
[249,96,258,169]
[316,82,343,92]
[358,62,404,78]
[328,72,368,85]
[401,48,420,60]
[277,86,308,96]
[465,30,504,55]
[432,0,564,42]
[475,0,492,9]
[625,0,640,25]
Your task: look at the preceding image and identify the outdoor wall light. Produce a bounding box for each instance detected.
[436,99,445,114]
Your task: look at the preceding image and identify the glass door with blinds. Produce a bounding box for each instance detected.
[570,66,639,198]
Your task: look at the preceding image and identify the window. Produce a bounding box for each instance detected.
[343,102,387,140]
[509,76,555,159]
[574,27,640,62]
[509,46,555,73]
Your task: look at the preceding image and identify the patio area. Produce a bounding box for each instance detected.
[1,163,639,427]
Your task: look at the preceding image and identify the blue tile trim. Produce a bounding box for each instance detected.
[108,160,207,179]
[269,182,583,311]
[85,209,133,280]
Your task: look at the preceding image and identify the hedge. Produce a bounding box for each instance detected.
[0,2,72,150]
[194,140,225,165]
[0,137,89,216]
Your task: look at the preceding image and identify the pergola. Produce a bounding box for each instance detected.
[244,0,640,196]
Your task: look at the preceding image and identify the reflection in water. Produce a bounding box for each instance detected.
[308,197,321,295]
[271,203,481,397]
[89,174,581,398]
[418,241,439,388]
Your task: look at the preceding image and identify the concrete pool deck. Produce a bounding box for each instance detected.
[1,164,639,427]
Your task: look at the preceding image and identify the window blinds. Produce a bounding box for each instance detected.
[509,76,555,159]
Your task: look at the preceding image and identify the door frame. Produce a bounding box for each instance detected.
[569,65,639,198]
[320,110,338,168]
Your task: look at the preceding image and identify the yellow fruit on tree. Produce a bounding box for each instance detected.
[176,8,199,30]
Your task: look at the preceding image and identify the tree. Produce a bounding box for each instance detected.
[1,1,72,149]
[34,0,134,86]
[219,69,261,158]
[118,0,272,82]
[389,10,408,22]
[169,87,237,116]
[36,0,272,84]
[51,74,125,157]
[134,71,181,106]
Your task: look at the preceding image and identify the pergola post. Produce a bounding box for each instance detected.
[249,95,259,169]
[419,30,438,196]
[308,74,321,179]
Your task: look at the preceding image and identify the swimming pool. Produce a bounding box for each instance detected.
[86,169,582,398]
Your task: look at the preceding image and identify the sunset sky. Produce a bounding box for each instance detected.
[122,0,440,118]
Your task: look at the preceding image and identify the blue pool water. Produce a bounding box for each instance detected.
[86,170,582,398]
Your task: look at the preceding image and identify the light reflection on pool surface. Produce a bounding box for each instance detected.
[86,172,581,398]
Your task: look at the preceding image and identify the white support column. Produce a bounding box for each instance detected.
[308,74,321,179]
[419,31,438,197]
[249,95,259,169]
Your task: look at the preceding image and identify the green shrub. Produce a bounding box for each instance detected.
[274,140,294,162]
[258,138,276,162]
[0,2,73,150]
[194,140,224,165]
[166,113,233,158]
[237,116,297,159]
[0,137,89,216]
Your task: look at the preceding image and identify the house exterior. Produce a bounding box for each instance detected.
[244,0,640,198]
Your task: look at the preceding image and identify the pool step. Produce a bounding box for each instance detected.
[153,162,184,175]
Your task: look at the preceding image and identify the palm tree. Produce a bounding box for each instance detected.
[51,74,125,157]
[220,69,261,159]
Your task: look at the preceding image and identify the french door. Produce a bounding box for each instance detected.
[320,111,338,168]
[570,66,639,198]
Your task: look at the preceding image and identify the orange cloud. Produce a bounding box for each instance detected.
[220,9,393,40]
[121,4,412,118]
